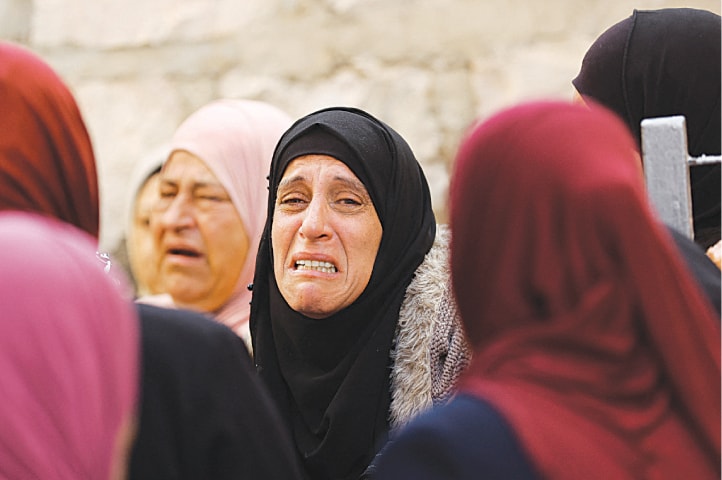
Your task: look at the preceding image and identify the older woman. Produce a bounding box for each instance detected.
[150,99,292,348]
[374,101,720,479]
[572,7,721,250]
[250,106,470,480]
[124,145,166,297]
[0,212,139,480]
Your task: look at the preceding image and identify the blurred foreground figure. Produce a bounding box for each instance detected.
[375,101,720,480]
[0,212,139,480]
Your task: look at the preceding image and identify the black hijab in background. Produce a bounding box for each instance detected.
[250,107,436,479]
[573,8,721,249]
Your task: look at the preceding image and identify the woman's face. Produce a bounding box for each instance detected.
[272,155,383,319]
[128,172,161,296]
[153,150,249,312]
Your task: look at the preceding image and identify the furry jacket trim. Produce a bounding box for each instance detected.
[389,224,471,429]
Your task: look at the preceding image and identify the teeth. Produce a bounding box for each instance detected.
[295,260,337,273]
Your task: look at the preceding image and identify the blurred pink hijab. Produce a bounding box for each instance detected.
[166,99,292,343]
[0,212,139,479]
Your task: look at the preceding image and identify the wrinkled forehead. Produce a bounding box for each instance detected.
[275,123,391,209]
[278,154,370,199]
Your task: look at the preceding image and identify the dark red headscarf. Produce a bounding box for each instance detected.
[0,42,99,238]
[451,101,720,479]
[572,8,721,248]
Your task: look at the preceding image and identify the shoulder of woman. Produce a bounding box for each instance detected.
[402,224,452,306]
[390,224,467,427]
[374,395,538,480]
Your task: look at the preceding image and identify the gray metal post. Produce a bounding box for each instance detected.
[641,116,694,239]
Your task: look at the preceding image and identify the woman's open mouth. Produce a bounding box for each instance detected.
[168,248,201,258]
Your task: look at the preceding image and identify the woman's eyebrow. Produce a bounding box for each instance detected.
[277,174,370,198]
[159,177,177,187]
[277,175,306,190]
[192,181,225,190]
[161,177,224,190]
[333,177,373,203]
[332,176,367,193]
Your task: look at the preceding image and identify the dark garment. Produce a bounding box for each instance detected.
[372,394,538,480]
[573,8,721,248]
[130,304,303,480]
[667,226,721,316]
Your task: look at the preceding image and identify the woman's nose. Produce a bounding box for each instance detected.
[298,197,330,240]
[157,195,195,232]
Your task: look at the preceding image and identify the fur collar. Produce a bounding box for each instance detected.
[389,224,455,428]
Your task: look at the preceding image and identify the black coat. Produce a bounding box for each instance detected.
[129,304,303,480]
[667,227,721,316]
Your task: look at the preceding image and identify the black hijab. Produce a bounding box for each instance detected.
[573,8,721,248]
[250,107,436,480]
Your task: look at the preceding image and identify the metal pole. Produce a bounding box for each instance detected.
[641,115,694,239]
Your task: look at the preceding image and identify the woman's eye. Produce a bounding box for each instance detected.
[278,196,308,211]
[338,198,361,206]
[159,189,175,199]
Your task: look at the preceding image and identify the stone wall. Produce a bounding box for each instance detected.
[3,0,719,251]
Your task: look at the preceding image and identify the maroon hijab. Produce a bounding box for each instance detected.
[451,101,720,479]
[0,42,99,237]
[572,8,721,248]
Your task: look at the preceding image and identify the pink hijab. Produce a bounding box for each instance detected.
[167,99,292,340]
[0,212,139,479]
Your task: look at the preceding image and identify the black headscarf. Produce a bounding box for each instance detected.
[573,8,721,248]
[250,107,436,480]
